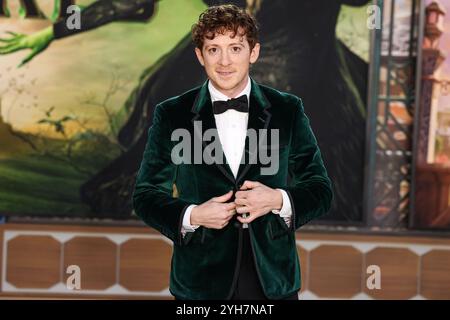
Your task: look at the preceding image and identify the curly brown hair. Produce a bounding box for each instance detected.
[191,4,259,50]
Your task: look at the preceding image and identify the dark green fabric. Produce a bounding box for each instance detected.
[132,78,333,300]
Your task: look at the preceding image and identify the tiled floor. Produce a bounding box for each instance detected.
[1,224,450,299]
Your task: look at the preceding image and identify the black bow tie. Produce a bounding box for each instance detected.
[212,95,249,115]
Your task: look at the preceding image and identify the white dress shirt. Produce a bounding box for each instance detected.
[182,76,292,235]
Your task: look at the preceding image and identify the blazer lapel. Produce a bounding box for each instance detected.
[191,80,235,184]
[235,78,272,185]
[190,78,272,186]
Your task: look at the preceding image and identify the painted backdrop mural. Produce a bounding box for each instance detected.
[0,0,370,223]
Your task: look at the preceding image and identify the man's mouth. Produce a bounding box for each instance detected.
[217,71,234,77]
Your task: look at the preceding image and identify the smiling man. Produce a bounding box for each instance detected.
[133,4,333,300]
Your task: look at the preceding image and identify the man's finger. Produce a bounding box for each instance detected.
[234,198,248,206]
[240,180,259,190]
[237,214,254,224]
[236,206,249,214]
[212,190,234,203]
[224,202,236,210]
[235,190,249,199]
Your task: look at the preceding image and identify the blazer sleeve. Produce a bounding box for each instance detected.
[281,98,334,231]
[132,104,191,245]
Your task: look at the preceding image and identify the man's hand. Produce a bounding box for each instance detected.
[234,180,283,224]
[190,190,237,229]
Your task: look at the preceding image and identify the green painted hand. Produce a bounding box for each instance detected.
[0,26,55,68]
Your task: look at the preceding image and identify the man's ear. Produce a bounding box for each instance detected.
[195,47,205,66]
[249,43,260,64]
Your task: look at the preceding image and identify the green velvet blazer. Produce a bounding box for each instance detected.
[132,78,333,300]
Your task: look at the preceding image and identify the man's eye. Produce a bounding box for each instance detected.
[232,47,241,52]
[208,48,217,54]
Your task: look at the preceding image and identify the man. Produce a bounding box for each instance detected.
[133,4,333,300]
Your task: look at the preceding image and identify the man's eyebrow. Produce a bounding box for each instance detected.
[204,42,244,49]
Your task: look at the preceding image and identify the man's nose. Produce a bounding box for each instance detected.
[219,52,232,66]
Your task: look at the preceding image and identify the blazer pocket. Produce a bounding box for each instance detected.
[201,227,227,244]
[269,215,291,240]
[182,227,205,246]
[183,224,228,245]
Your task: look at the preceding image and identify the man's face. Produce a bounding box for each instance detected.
[195,29,260,98]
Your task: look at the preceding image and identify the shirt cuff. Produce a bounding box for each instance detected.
[181,204,200,235]
[272,189,293,218]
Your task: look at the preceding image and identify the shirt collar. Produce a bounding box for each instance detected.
[208,76,251,103]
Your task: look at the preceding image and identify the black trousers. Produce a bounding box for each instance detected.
[175,229,299,300]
